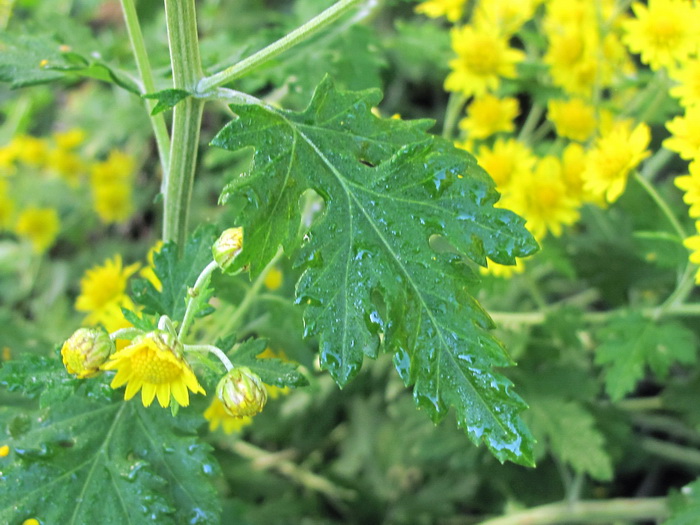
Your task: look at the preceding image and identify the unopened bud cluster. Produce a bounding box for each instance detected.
[61,327,115,379]
[216,366,268,418]
[212,227,244,273]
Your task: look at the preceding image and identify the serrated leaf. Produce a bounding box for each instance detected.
[595,313,697,401]
[526,397,613,481]
[132,225,219,322]
[0,357,221,524]
[666,479,700,525]
[143,89,192,115]
[229,338,309,388]
[211,77,537,464]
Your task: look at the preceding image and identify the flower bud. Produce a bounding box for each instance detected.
[61,327,115,378]
[216,366,267,418]
[212,227,244,273]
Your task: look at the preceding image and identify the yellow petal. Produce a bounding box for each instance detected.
[141,383,157,406]
[156,383,171,408]
[171,380,190,407]
[124,379,143,400]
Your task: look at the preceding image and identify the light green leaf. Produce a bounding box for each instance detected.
[228,338,309,388]
[526,397,613,481]
[0,355,221,524]
[143,89,192,115]
[595,313,697,401]
[666,479,700,525]
[211,77,538,465]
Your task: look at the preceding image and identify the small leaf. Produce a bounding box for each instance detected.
[595,313,697,401]
[229,338,309,388]
[211,77,537,464]
[666,479,700,525]
[143,89,192,115]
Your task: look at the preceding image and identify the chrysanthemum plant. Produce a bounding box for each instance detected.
[0,0,538,522]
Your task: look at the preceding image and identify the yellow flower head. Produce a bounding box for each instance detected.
[415,0,469,22]
[547,98,597,142]
[479,257,526,278]
[445,25,525,98]
[75,255,140,314]
[476,137,536,191]
[623,0,700,71]
[140,240,164,291]
[664,106,700,160]
[0,180,15,229]
[204,397,254,434]
[90,149,135,186]
[12,134,48,167]
[670,59,700,108]
[53,128,86,150]
[103,331,205,408]
[504,155,580,240]
[14,207,60,253]
[583,121,651,203]
[683,222,700,283]
[675,160,700,217]
[46,147,86,187]
[459,94,519,140]
[473,0,539,36]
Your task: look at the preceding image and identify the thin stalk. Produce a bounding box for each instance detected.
[184,344,233,371]
[120,0,170,174]
[476,497,669,525]
[110,327,143,341]
[517,103,545,144]
[179,260,219,341]
[163,0,204,247]
[196,0,365,93]
[442,91,467,140]
[641,437,700,469]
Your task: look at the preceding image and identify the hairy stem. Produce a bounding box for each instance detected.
[163,0,204,246]
[120,0,171,174]
[197,0,366,93]
[179,260,219,341]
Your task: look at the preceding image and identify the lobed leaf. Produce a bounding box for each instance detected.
[211,77,538,464]
[229,338,309,388]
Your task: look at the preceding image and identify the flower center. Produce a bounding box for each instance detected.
[131,348,183,384]
[464,36,501,75]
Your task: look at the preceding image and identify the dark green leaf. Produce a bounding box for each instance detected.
[595,313,697,401]
[132,225,219,322]
[0,358,221,524]
[229,338,309,388]
[211,77,537,464]
[143,89,192,115]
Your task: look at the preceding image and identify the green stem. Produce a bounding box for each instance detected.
[517,103,545,144]
[184,344,233,371]
[641,437,700,470]
[110,327,143,341]
[163,0,204,246]
[442,91,467,140]
[120,0,171,175]
[179,260,219,341]
[476,498,668,525]
[196,0,365,93]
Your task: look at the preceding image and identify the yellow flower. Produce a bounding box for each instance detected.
[263,266,283,291]
[12,134,48,167]
[670,59,700,108]
[459,94,519,140]
[75,255,140,314]
[90,149,135,186]
[583,121,651,203]
[0,180,14,229]
[46,147,86,187]
[664,106,700,160]
[204,397,254,434]
[683,222,700,283]
[0,444,9,457]
[103,331,205,408]
[479,257,525,278]
[503,156,580,240]
[623,0,699,71]
[472,0,539,36]
[415,0,469,22]
[476,137,536,191]
[547,98,597,142]
[14,207,60,253]
[675,160,700,217]
[560,143,600,205]
[53,128,86,150]
[92,182,134,224]
[257,347,293,399]
[445,25,525,98]
[140,240,164,291]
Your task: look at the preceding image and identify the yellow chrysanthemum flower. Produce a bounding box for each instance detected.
[103,331,205,408]
[53,128,86,150]
[623,0,699,71]
[479,257,525,278]
[472,0,539,36]
[502,156,580,240]
[75,255,140,314]
[445,25,525,98]
[415,0,469,22]
[547,98,597,142]
[0,180,14,229]
[14,206,60,253]
[263,266,283,291]
[459,94,519,140]
[664,106,700,160]
[583,121,651,203]
[675,160,700,217]
[670,59,700,108]
[683,222,700,283]
[476,137,536,191]
[12,134,48,167]
[90,149,135,186]
[204,397,254,434]
[140,241,164,291]
[46,147,86,187]
[92,182,134,224]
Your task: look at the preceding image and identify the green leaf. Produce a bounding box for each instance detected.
[211,77,538,464]
[228,338,309,388]
[666,479,700,525]
[143,89,192,115]
[0,357,221,524]
[595,313,697,401]
[132,225,219,322]
[526,398,613,481]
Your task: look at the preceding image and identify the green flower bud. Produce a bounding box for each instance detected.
[216,366,268,418]
[212,227,244,273]
[61,327,115,378]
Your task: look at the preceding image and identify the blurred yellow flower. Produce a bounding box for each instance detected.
[264,266,283,291]
[476,137,536,191]
[140,240,164,291]
[547,98,597,142]
[12,135,48,167]
[459,94,519,140]
[75,255,140,314]
[53,128,86,150]
[670,59,700,108]
[623,0,699,71]
[479,257,525,278]
[415,0,468,22]
[675,160,700,217]
[14,206,60,253]
[92,182,134,224]
[204,397,254,434]
[664,106,700,160]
